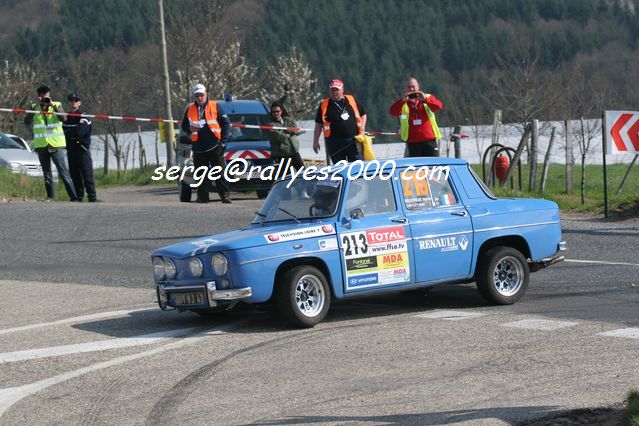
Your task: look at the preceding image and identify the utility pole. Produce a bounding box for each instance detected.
[159,0,174,166]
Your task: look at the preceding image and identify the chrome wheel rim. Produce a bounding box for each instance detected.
[295,274,325,317]
[492,256,524,296]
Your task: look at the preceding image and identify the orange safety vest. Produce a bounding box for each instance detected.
[320,94,364,138]
[186,100,221,142]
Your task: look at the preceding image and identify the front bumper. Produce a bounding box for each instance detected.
[157,281,252,310]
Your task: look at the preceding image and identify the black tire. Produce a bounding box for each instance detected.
[276,265,331,328]
[256,189,269,199]
[179,182,192,202]
[476,246,529,304]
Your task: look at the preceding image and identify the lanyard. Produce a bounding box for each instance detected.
[332,99,346,113]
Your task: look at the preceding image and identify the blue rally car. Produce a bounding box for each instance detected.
[151,158,565,327]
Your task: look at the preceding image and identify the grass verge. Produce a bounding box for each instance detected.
[0,165,171,201]
[628,389,639,426]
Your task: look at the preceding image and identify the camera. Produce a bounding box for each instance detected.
[407,92,419,99]
[41,96,51,104]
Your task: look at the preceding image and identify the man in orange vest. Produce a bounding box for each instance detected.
[181,83,232,203]
[389,77,443,157]
[313,79,367,163]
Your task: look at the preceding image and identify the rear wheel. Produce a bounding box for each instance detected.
[476,246,529,304]
[276,265,331,328]
[179,181,192,202]
[257,189,269,199]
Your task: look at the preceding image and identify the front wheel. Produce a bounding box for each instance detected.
[276,265,331,328]
[256,189,269,199]
[476,246,529,305]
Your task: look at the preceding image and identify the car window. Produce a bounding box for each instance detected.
[0,133,25,149]
[400,168,458,210]
[254,178,342,222]
[344,177,396,217]
[228,114,269,142]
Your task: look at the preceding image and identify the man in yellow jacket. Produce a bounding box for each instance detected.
[24,85,79,201]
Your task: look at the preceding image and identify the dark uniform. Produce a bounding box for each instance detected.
[62,96,96,202]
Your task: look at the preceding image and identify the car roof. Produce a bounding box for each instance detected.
[218,100,269,115]
[325,157,468,177]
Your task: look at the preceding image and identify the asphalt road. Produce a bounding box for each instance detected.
[1,185,638,425]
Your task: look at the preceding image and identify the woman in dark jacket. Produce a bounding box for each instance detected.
[268,101,305,171]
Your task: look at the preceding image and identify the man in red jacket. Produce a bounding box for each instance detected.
[390,77,443,157]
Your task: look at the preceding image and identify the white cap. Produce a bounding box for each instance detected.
[192,84,206,95]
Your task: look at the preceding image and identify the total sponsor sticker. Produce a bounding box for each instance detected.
[343,225,411,290]
[265,225,335,243]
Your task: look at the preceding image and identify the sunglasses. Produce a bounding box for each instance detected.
[272,109,282,113]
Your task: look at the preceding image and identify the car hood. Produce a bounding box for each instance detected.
[0,149,39,164]
[152,221,337,259]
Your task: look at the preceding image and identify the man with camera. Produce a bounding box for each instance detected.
[63,93,96,202]
[389,77,443,157]
[24,85,79,201]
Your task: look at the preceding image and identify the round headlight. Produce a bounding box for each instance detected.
[163,259,177,279]
[152,257,165,280]
[189,258,203,277]
[220,278,231,289]
[211,253,228,276]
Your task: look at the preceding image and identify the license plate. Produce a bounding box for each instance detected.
[174,292,205,305]
[238,170,262,180]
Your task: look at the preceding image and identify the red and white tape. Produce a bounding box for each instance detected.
[0,107,399,136]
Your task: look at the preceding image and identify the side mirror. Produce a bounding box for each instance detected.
[350,208,364,219]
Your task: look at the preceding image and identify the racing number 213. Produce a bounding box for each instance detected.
[342,233,368,257]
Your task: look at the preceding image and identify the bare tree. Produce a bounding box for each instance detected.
[68,48,133,177]
[0,60,40,136]
[259,46,321,119]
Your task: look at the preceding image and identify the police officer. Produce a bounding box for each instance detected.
[24,85,79,201]
[63,93,97,202]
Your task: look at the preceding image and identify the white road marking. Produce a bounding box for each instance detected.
[597,328,639,339]
[502,319,577,331]
[0,331,213,418]
[413,310,486,321]
[0,307,157,336]
[565,259,639,267]
[0,327,198,364]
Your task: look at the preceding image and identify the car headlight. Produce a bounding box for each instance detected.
[10,162,26,172]
[163,259,177,279]
[189,258,203,277]
[152,257,165,280]
[211,253,228,276]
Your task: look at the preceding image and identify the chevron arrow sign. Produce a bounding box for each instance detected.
[606,111,639,154]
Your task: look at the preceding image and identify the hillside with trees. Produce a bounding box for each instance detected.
[1,0,638,136]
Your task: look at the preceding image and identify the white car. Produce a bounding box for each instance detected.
[0,131,44,177]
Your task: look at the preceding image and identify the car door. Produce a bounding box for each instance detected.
[397,166,473,283]
[335,176,415,293]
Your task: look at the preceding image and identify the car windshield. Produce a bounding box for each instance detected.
[253,177,343,223]
[0,133,25,149]
[228,113,270,142]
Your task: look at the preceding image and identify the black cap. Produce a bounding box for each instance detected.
[67,93,81,101]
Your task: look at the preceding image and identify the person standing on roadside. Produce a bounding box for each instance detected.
[63,93,96,202]
[268,101,305,172]
[24,85,79,201]
[181,83,232,203]
[313,79,367,163]
[390,77,443,157]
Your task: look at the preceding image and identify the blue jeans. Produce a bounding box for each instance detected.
[326,137,361,163]
[36,148,78,200]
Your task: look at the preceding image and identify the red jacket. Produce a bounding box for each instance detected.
[390,95,443,143]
